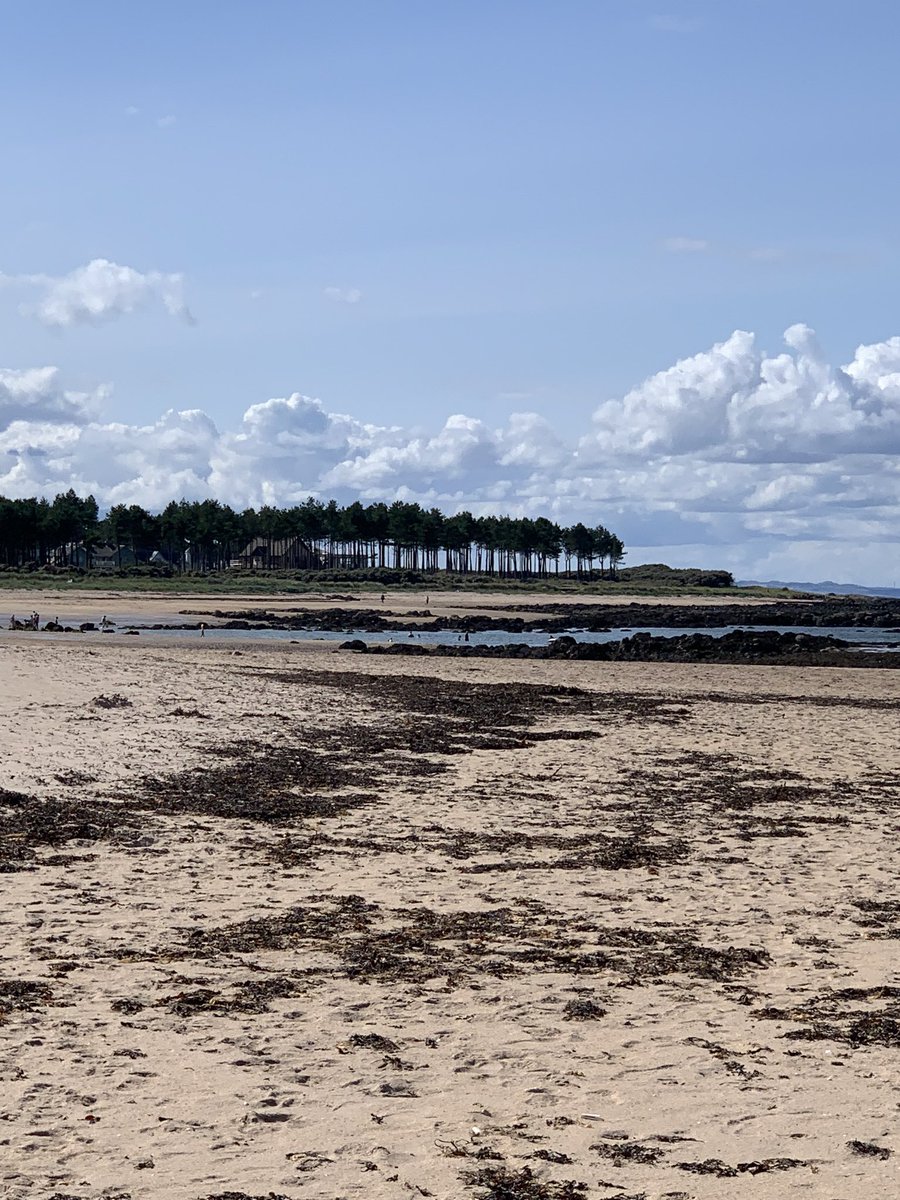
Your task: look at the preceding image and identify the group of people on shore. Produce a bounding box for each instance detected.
[6,612,118,632]
[8,611,41,630]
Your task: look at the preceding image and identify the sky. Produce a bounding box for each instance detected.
[2,0,900,583]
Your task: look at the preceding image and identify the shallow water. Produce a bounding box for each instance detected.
[120,623,900,651]
[4,611,898,651]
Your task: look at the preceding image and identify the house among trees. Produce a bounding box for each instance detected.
[0,489,626,579]
[231,537,368,570]
[50,542,139,569]
[232,536,323,570]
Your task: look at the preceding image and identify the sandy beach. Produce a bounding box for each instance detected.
[0,586,807,632]
[1,616,899,1199]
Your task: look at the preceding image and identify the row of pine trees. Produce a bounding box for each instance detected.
[0,489,625,577]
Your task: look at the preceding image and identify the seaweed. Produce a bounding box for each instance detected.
[154,892,771,1003]
[348,1032,400,1051]
[847,1140,892,1159]
[676,1157,809,1176]
[3,668,686,872]
[753,985,900,1047]
[592,1140,663,1166]
[0,788,143,871]
[563,999,606,1020]
[0,978,53,1020]
[163,975,301,1017]
[461,1165,588,1199]
[199,1194,295,1200]
[91,693,132,709]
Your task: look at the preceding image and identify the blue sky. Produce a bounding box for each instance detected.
[2,1,900,581]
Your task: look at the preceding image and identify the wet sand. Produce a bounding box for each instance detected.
[1,632,898,1199]
[0,585,804,631]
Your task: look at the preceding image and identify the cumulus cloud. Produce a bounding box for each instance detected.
[3,323,900,582]
[1,259,194,328]
[585,325,900,464]
[0,367,99,430]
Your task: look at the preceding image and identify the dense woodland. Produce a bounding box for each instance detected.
[0,489,626,578]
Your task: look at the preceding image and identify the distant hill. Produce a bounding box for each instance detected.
[739,579,900,599]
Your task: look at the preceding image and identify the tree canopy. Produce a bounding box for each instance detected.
[0,492,625,578]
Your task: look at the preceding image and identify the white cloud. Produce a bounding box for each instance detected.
[156,114,177,128]
[2,259,194,328]
[584,325,900,464]
[0,367,99,430]
[3,323,900,583]
[323,286,362,304]
[662,236,710,253]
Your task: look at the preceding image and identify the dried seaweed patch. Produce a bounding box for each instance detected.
[461,1165,588,1199]
[0,978,53,1020]
[753,986,900,1047]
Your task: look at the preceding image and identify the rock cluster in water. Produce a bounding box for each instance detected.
[340,628,900,667]
[172,595,900,635]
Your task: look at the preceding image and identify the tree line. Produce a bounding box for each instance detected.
[0,489,626,578]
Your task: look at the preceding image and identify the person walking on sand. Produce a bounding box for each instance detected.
[380,593,385,603]
[200,622,206,638]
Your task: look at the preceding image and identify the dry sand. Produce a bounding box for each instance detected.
[1,624,898,1199]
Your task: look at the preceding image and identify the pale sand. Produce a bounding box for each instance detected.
[0,584,807,631]
[1,633,898,1199]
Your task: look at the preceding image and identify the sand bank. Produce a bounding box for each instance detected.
[1,636,898,1198]
[0,585,802,630]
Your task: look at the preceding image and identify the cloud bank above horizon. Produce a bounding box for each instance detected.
[2,324,899,584]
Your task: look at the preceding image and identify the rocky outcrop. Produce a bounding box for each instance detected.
[340,629,900,667]
[168,596,900,635]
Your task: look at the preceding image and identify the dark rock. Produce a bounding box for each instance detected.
[360,627,897,668]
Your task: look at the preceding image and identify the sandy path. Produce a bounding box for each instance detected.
[1,638,898,1199]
